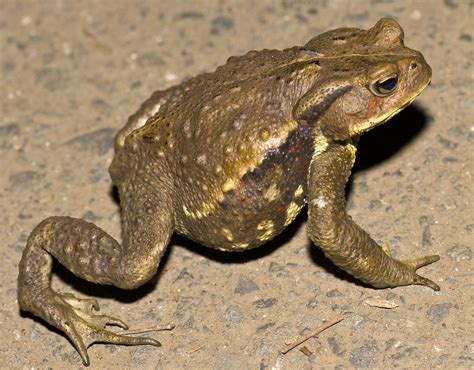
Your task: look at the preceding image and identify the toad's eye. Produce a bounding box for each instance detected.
[371,75,399,96]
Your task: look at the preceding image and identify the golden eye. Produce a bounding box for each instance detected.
[371,74,399,96]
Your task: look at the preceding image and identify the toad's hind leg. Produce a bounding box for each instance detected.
[306,142,440,290]
[18,183,174,366]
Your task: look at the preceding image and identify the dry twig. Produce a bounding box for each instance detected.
[279,314,344,354]
[186,344,205,354]
[299,346,313,356]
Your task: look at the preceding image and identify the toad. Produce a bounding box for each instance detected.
[19,18,439,365]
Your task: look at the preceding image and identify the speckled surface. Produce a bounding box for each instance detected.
[1,0,473,368]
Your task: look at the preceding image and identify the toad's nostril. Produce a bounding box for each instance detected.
[409,62,418,70]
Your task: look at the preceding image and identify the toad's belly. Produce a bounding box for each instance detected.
[175,123,313,251]
[177,182,308,251]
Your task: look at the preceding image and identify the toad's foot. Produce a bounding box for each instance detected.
[379,243,441,290]
[24,290,160,366]
[397,254,441,291]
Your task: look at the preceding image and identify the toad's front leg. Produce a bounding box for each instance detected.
[18,180,174,365]
[306,142,440,290]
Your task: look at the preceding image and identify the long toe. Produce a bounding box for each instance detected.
[413,274,441,291]
[401,254,441,290]
[87,329,162,347]
[408,254,440,269]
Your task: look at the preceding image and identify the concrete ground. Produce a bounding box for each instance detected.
[1,0,472,368]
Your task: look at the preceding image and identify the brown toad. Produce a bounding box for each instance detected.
[19,18,439,365]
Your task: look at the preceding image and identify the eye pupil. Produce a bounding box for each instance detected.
[372,75,399,96]
[378,77,398,92]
